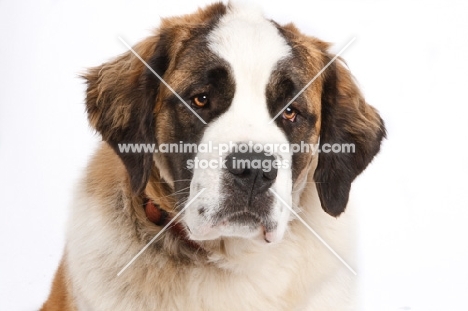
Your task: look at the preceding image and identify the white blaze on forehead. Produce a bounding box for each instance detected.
[182,4,294,243]
[206,2,292,139]
[208,3,290,84]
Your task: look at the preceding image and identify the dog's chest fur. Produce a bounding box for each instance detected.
[64,146,355,311]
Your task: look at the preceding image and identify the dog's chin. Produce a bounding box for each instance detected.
[186,216,283,244]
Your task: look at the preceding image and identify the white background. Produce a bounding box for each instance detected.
[1,0,468,310]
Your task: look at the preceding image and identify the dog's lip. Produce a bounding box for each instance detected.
[217,216,279,244]
[215,211,263,225]
[187,216,276,243]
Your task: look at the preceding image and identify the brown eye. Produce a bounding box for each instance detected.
[192,94,209,108]
[282,107,298,122]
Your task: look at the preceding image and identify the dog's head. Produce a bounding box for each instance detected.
[84,3,385,244]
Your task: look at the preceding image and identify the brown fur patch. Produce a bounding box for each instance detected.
[267,24,330,183]
[41,259,76,311]
[274,22,386,216]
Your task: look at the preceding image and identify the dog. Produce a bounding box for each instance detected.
[42,2,385,310]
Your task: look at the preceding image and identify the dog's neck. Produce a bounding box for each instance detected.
[143,196,202,251]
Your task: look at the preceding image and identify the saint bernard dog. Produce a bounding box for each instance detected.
[42,2,385,310]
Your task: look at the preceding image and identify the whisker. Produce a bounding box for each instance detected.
[165,191,190,198]
[148,179,191,184]
[142,188,191,205]
[174,197,189,210]
[164,186,190,196]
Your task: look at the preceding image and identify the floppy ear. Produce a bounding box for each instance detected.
[83,36,166,195]
[314,60,386,217]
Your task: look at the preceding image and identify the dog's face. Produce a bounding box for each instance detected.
[84,3,385,244]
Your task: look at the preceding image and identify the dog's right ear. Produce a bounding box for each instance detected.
[83,36,168,195]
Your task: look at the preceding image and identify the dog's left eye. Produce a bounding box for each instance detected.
[282,107,298,122]
[191,94,209,108]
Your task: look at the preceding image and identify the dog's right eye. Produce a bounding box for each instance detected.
[191,94,209,108]
[282,106,298,122]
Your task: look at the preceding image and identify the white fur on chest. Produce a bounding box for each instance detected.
[65,179,355,310]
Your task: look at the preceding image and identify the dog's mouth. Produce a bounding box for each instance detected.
[186,210,279,243]
[225,213,278,243]
[219,211,263,228]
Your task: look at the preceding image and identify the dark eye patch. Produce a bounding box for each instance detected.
[275,77,296,103]
[207,67,230,88]
[265,61,319,182]
[266,71,309,121]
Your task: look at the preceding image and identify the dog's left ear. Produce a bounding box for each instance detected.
[83,36,166,195]
[314,59,386,217]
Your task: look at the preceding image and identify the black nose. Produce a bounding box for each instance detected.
[225,151,278,196]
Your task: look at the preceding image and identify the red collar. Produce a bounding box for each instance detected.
[143,198,201,251]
